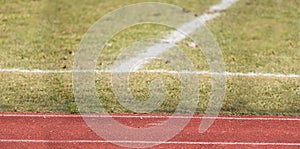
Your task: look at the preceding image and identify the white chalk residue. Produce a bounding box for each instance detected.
[112,0,239,72]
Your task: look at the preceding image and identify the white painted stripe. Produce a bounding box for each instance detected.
[138,70,300,79]
[0,68,299,79]
[1,114,300,121]
[112,0,239,72]
[0,139,299,146]
[0,68,71,73]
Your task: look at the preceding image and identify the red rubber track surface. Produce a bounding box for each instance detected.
[0,113,300,148]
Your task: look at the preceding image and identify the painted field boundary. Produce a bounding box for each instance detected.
[0,68,299,79]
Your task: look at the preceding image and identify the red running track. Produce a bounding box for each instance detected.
[0,113,300,148]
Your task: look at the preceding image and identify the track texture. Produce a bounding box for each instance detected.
[0,113,300,148]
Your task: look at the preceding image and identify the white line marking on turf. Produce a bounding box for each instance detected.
[0,68,70,73]
[0,139,299,146]
[0,1,240,76]
[0,68,299,79]
[113,0,239,72]
[1,114,300,121]
[0,1,299,79]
